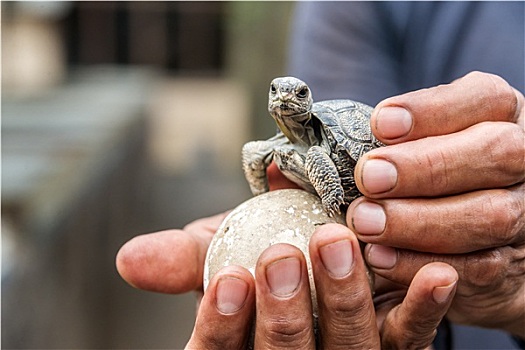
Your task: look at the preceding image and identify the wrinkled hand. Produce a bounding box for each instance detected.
[116,70,523,348]
[117,216,457,349]
[346,71,525,337]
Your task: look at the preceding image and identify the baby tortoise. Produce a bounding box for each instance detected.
[242,76,384,216]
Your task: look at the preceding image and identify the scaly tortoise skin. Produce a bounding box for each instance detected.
[242,77,384,216]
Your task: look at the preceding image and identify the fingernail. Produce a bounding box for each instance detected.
[366,244,397,269]
[361,159,398,194]
[376,107,413,139]
[266,257,301,297]
[319,240,354,278]
[216,277,249,314]
[433,281,457,304]
[351,202,386,235]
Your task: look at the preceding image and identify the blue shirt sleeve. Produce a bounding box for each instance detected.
[287,1,524,105]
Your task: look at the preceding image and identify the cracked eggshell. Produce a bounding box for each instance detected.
[203,189,346,315]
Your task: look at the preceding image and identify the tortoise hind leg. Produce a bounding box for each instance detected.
[305,146,344,216]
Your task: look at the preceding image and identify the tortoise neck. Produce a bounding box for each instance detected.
[274,111,316,146]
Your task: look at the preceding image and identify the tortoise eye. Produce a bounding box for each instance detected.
[270,83,277,94]
[297,87,309,98]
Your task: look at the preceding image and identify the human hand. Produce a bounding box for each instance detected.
[186,223,458,349]
[115,161,302,293]
[346,71,525,337]
[116,212,458,349]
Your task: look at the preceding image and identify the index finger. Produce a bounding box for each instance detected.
[309,224,380,349]
[372,71,523,143]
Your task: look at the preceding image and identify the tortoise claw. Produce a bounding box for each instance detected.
[322,194,344,217]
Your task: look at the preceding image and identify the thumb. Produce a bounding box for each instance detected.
[380,262,458,349]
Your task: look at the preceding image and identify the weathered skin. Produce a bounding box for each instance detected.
[242,77,384,216]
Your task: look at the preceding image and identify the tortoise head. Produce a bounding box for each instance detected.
[268,77,313,143]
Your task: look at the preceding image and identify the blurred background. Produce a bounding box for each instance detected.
[2,1,294,348]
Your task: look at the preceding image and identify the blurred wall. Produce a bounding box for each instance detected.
[2,1,294,349]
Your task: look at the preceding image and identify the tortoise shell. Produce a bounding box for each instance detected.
[311,99,383,161]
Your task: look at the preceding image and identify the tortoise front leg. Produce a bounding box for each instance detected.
[242,140,274,195]
[305,146,344,216]
[273,147,314,193]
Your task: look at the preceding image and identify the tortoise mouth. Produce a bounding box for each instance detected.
[279,104,297,114]
[270,101,309,116]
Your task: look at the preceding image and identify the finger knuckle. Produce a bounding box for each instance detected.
[484,73,518,121]
[463,71,506,91]
[321,287,378,343]
[263,315,312,347]
[323,286,371,318]
[483,123,525,181]
[463,249,507,289]
[464,71,509,94]
[462,71,518,122]
[322,305,377,349]
[484,188,525,246]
